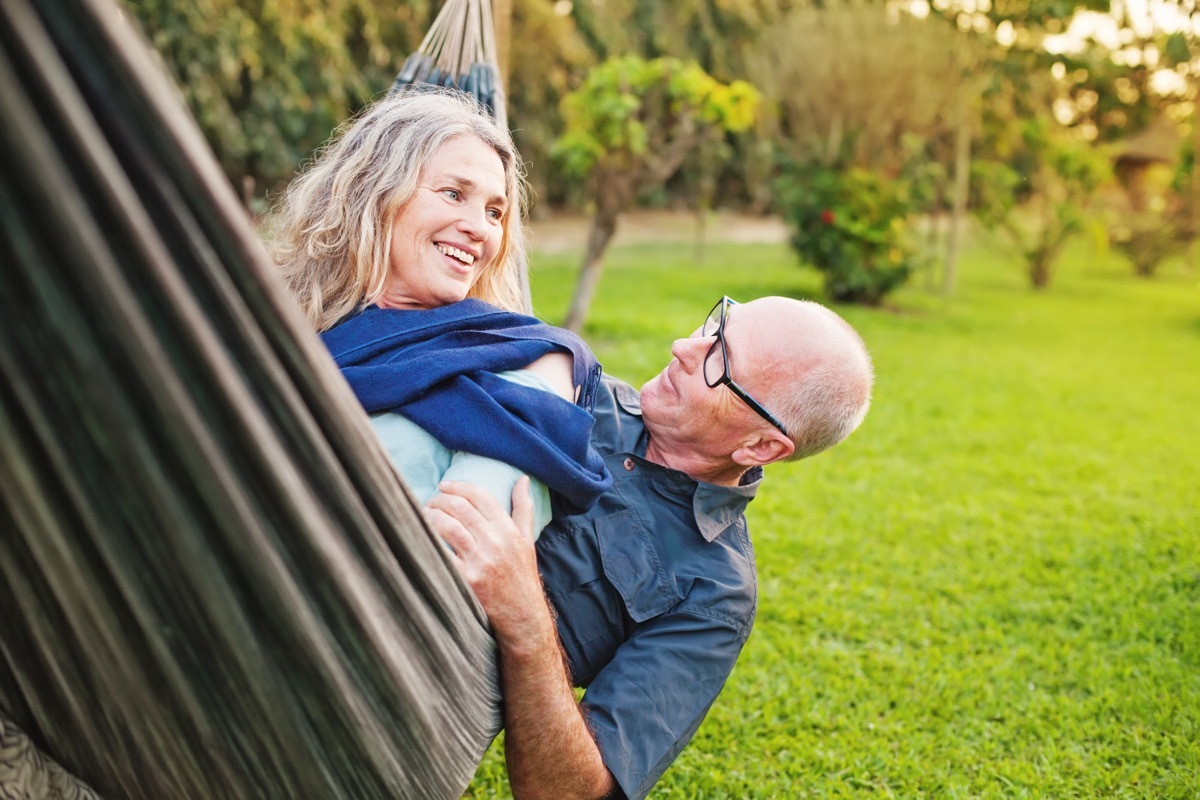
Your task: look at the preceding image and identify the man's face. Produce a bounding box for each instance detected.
[640,302,781,458]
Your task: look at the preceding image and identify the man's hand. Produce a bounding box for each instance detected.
[424,477,551,644]
[424,478,618,800]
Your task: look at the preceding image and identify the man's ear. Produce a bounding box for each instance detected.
[732,430,794,468]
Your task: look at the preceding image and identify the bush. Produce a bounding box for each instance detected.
[775,164,913,304]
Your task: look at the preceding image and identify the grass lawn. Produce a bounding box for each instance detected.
[464,225,1200,798]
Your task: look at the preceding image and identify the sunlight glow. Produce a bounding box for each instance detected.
[996,19,1016,47]
[906,0,931,19]
[1150,68,1188,95]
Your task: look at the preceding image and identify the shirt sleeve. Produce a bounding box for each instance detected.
[579,608,747,800]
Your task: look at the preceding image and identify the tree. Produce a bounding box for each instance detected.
[750,0,983,303]
[506,0,596,213]
[973,116,1110,288]
[749,1,979,172]
[125,0,432,206]
[552,56,758,332]
[562,0,790,211]
[1110,129,1193,276]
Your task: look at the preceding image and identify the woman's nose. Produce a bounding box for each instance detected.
[457,204,491,242]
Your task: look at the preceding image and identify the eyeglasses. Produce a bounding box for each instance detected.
[702,296,789,437]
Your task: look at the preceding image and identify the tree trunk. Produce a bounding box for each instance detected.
[945,118,971,296]
[927,188,942,292]
[563,209,620,333]
[1192,94,1200,272]
[1029,257,1051,288]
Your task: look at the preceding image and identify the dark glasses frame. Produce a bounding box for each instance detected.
[702,296,789,437]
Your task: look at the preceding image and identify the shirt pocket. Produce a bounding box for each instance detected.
[594,509,679,622]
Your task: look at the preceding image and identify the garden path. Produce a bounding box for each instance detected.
[528,209,788,253]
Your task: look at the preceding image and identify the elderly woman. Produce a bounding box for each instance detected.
[269,90,609,535]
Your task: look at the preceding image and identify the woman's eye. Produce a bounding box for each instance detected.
[487,208,504,221]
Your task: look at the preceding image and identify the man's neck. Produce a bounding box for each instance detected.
[643,437,748,488]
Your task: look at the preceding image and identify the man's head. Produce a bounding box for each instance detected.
[639,296,873,484]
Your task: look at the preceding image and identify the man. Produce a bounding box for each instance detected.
[427,296,873,800]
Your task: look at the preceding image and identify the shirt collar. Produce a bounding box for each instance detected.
[613,381,762,542]
[693,468,761,542]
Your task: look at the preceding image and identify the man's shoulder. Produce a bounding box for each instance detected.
[599,374,641,415]
[588,374,645,456]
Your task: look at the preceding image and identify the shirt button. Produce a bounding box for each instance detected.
[623,458,635,471]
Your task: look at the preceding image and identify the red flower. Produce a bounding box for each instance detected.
[819,209,836,225]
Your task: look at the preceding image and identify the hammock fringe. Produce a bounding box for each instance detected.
[390,0,507,128]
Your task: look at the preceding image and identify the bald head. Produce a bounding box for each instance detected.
[736,297,873,461]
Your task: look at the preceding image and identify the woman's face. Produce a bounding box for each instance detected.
[379,134,508,310]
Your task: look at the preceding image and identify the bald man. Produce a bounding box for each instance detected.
[427,296,874,800]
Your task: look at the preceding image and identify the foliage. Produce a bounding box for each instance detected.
[748,2,983,172]
[124,0,432,205]
[551,55,759,331]
[1109,153,1195,277]
[972,116,1111,288]
[553,0,790,210]
[552,56,758,180]
[1110,209,1193,277]
[466,220,1200,799]
[128,0,1184,231]
[567,0,788,82]
[506,0,596,213]
[775,165,915,305]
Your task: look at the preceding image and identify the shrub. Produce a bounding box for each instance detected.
[775,164,913,304]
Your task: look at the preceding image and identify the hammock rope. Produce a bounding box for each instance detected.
[0,0,501,797]
[390,0,507,128]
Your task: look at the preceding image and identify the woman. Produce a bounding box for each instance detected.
[269,90,609,534]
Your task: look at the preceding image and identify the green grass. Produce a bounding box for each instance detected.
[464,231,1200,798]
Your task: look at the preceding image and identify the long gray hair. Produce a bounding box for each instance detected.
[268,90,527,331]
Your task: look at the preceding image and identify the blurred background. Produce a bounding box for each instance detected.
[126,0,1200,319]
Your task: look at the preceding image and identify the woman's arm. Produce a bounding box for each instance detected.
[522,352,575,402]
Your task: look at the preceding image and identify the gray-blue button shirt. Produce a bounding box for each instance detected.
[537,376,761,800]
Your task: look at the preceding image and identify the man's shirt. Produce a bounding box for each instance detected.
[537,376,761,800]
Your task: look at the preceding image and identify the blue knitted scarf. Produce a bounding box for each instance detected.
[321,300,611,514]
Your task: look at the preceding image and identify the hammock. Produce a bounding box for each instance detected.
[0,0,507,797]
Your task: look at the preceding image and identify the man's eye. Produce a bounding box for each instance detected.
[442,188,460,200]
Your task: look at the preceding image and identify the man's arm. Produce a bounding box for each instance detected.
[425,478,618,800]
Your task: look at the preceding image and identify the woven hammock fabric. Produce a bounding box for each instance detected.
[0,0,501,797]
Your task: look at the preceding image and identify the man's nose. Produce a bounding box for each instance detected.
[670,335,708,370]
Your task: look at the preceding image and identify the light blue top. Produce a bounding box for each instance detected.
[369,369,554,538]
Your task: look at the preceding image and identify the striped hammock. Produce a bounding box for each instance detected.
[0,0,505,797]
